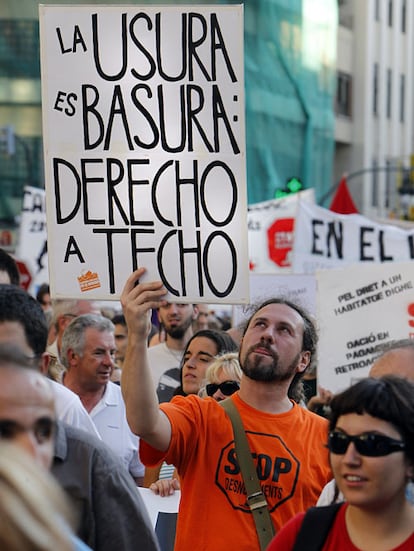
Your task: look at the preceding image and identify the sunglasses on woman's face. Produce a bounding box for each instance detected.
[206,380,240,397]
[328,430,405,457]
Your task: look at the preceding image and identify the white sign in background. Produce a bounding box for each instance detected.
[39,5,248,303]
[247,189,314,274]
[292,201,414,273]
[232,272,316,328]
[316,261,414,394]
[16,186,49,294]
[138,487,180,530]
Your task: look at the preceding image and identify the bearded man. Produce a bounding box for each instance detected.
[120,269,331,550]
[148,302,198,402]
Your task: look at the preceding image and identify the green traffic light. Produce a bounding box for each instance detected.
[286,178,302,193]
[274,178,303,199]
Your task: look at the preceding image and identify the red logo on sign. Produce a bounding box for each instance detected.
[16,260,32,291]
[267,218,294,267]
[408,303,414,328]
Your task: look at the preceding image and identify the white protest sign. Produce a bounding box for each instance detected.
[138,488,179,551]
[316,261,414,394]
[16,186,49,294]
[248,189,314,273]
[39,5,248,303]
[292,201,414,273]
[232,272,316,328]
[138,487,180,529]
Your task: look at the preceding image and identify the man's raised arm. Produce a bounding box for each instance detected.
[120,268,171,452]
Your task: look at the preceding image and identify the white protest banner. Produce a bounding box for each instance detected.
[39,5,248,302]
[316,261,414,394]
[292,201,414,273]
[16,186,49,294]
[232,272,316,328]
[248,189,314,273]
[138,488,179,551]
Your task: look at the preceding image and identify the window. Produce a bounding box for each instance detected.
[388,0,393,26]
[372,159,378,208]
[336,72,352,116]
[386,68,392,119]
[373,63,379,116]
[402,0,406,33]
[400,74,405,122]
[0,20,40,79]
[385,160,391,208]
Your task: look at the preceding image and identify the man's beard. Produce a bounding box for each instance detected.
[166,316,193,340]
[241,344,300,383]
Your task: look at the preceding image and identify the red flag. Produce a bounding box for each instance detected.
[329,175,358,214]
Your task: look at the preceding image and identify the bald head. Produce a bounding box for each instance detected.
[369,344,414,382]
[0,367,55,470]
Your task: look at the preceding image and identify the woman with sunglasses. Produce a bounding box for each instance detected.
[199,352,242,402]
[147,330,238,494]
[267,375,414,550]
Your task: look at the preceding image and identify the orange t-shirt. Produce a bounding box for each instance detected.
[140,393,331,551]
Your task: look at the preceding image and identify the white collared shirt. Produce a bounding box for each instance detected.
[50,380,101,439]
[90,381,144,478]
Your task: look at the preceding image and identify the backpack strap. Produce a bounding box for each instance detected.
[292,503,342,551]
[220,398,275,550]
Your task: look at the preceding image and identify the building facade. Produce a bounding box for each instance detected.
[334,0,414,219]
[0,0,338,242]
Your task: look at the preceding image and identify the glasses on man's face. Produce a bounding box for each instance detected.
[328,430,405,457]
[206,380,240,397]
[0,417,56,444]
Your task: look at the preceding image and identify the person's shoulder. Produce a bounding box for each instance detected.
[54,421,103,462]
[61,422,102,447]
[317,479,338,506]
[61,422,135,471]
[51,381,101,436]
[164,394,223,419]
[50,379,79,403]
[295,402,329,425]
[268,511,306,550]
[147,341,166,353]
[170,393,220,409]
[62,423,112,456]
[55,425,149,515]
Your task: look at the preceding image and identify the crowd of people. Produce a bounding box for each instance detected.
[0,250,413,550]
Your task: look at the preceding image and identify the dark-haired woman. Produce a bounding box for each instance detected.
[268,376,414,551]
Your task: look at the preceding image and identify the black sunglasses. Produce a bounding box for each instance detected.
[206,380,240,397]
[328,430,405,457]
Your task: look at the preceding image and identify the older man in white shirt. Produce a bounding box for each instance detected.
[61,313,144,485]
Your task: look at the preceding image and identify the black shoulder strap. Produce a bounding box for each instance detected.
[292,504,342,551]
